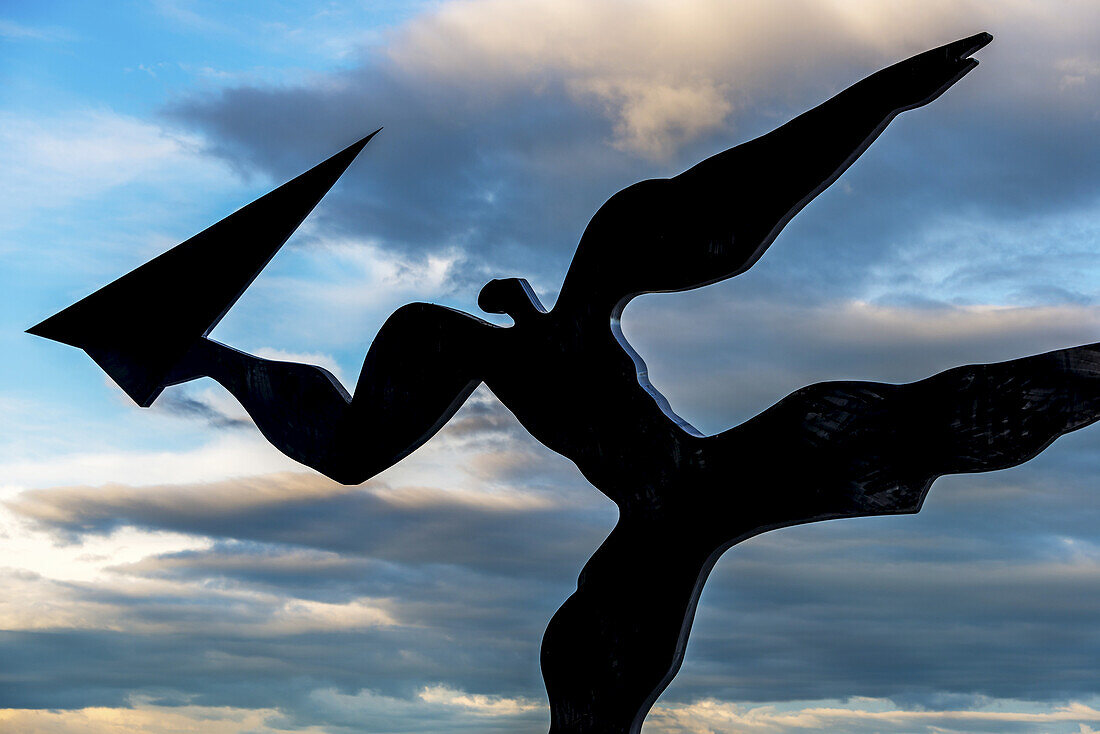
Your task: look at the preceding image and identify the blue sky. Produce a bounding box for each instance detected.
[3,1,1100,733]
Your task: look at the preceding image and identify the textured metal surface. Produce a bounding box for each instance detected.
[32,31,1100,734]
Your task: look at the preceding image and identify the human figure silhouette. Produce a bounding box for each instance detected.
[31,31,1100,734]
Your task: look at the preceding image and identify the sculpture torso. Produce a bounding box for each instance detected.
[479,296,719,511]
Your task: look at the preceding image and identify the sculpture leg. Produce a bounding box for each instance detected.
[541,514,719,734]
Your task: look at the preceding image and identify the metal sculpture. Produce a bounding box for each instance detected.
[30,32,1100,734]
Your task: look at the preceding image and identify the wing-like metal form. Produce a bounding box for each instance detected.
[555,33,992,320]
[738,342,1100,523]
[27,130,379,406]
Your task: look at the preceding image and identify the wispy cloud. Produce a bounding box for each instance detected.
[647,697,1100,734]
[0,568,397,635]
[0,703,321,734]
[386,0,976,157]
[7,694,1100,734]
[0,109,229,234]
[0,19,73,42]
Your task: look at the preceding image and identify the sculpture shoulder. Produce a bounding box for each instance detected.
[377,301,502,345]
[482,310,697,495]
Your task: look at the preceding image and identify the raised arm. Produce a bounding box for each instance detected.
[556,33,992,313]
[674,33,992,267]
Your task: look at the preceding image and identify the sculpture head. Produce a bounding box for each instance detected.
[478,277,547,324]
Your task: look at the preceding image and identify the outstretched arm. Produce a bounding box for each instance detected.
[730,340,1100,525]
[673,32,992,271]
[168,303,495,484]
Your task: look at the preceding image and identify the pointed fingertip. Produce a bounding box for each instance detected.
[345,127,383,156]
[960,31,993,58]
[972,31,993,51]
[26,318,52,339]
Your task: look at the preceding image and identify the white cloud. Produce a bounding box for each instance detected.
[6,694,1100,734]
[0,432,302,491]
[367,483,556,511]
[5,471,355,526]
[382,0,1003,157]
[310,684,543,723]
[0,701,322,734]
[572,78,732,158]
[304,238,461,307]
[0,19,72,42]
[0,567,397,635]
[379,0,1100,158]
[646,697,1100,733]
[417,684,541,716]
[0,388,585,543]
[1058,55,1100,91]
[252,595,398,634]
[0,513,210,584]
[0,108,230,233]
[212,236,465,351]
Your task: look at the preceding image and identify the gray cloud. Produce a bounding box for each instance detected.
[152,390,252,430]
[164,0,1100,312]
[6,462,1100,725]
[5,471,611,579]
[620,297,1100,433]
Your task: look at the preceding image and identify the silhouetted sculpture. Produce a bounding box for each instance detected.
[31,32,1097,734]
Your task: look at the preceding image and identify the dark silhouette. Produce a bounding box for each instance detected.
[31,32,1098,734]
[27,130,380,408]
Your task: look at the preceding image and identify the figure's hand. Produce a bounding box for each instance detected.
[877,32,992,111]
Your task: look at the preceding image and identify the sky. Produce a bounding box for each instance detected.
[2,1,1100,732]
